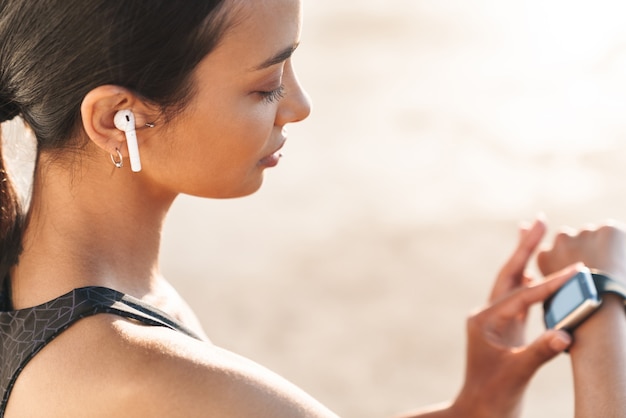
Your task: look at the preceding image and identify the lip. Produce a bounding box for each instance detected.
[259,137,286,168]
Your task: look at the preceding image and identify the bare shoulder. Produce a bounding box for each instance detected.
[6,314,337,418]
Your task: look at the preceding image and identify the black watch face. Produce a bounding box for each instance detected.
[544,270,601,331]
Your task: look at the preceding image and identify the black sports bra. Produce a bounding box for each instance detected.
[0,286,202,416]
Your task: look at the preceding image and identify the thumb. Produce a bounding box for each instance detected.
[518,330,572,374]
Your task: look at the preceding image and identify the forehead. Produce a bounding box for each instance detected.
[209,0,303,72]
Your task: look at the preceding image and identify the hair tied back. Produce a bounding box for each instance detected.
[0,101,19,124]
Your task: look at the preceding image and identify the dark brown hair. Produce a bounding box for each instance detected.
[0,0,235,283]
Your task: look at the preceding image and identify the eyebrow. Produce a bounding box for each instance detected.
[251,43,299,71]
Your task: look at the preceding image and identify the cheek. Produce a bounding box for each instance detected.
[213,110,273,164]
[239,98,279,134]
[219,101,277,160]
[147,92,279,197]
[191,111,273,182]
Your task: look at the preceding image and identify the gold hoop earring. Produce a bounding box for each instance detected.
[110,148,123,168]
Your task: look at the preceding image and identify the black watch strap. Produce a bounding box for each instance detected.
[591,272,626,306]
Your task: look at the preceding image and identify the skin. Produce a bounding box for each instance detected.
[3,0,579,416]
[538,223,626,417]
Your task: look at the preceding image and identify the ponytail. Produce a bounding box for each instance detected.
[0,121,25,286]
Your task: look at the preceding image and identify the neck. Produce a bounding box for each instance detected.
[9,151,177,309]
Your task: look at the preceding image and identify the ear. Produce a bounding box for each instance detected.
[80,85,155,156]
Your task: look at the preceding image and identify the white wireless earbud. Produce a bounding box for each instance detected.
[113,109,142,172]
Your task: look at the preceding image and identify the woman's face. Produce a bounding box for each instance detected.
[141,0,310,199]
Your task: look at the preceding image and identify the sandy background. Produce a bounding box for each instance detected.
[159,1,626,417]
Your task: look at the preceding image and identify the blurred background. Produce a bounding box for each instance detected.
[160,1,626,417]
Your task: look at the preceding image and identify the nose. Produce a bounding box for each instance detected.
[276,61,311,126]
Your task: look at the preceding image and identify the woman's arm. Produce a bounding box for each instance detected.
[538,223,626,417]
[568,295,626,417]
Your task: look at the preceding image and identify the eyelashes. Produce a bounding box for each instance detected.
[258,84,285,104]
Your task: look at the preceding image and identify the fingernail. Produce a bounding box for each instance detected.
[550,331,572,352]
[564,262,584,274]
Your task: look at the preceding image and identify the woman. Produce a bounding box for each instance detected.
[0,0,616,416]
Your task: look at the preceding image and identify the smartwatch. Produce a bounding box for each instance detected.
[543,268,626,332]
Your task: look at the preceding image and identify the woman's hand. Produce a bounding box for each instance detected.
[537,221,626,282]
[452,218,574,418]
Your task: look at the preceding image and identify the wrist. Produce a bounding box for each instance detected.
[569,295,626,356]
[449,393,482,418]
[451,383,520,418]
[568,294,626,415]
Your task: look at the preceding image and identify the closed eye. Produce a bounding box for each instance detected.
[258,84,285,104]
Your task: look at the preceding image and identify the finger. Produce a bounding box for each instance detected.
[516,330,572,377]
[489,217,547,302]
[493,263,582,318]
[536,249,552,277]
[504,216,547,278]
[518,220,532,239]
[537,227,578,276]
[518,214,545,241]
